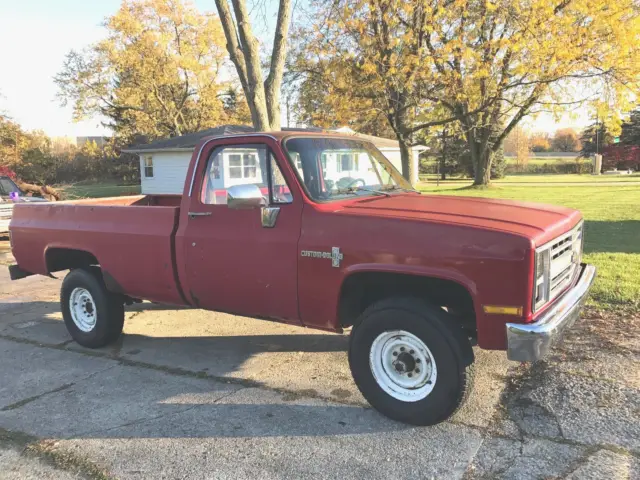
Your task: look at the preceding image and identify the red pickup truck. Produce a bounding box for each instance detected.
[8,132,595,425]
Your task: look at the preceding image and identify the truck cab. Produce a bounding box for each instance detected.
[8,132,595,426]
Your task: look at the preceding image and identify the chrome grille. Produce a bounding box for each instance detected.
[549,223,582,302]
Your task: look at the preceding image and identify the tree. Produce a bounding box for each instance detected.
[419,126,468,179]
[580,121,614,157]
[552,128,581,152]
[214,0,293,131]
[503,126,530,166]
[295,1,467,185]
[620,109,640,146]
[292,58,396,138]
[56,0,246,144]
[529,132,551,152]
[302,0,640,185]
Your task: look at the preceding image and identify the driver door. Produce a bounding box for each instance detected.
[179,141,302,323]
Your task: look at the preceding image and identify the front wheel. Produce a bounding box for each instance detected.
[61,268,124,348]
[349,297,474,425]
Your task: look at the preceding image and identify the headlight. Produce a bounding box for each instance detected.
[533,247,551,311]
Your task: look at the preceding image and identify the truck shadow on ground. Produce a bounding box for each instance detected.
[1,301,350,359]
[0,302,422,439]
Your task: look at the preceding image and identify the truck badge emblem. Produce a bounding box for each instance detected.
[300,247,343,268]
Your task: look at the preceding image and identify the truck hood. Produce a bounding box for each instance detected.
[341,193,581,246]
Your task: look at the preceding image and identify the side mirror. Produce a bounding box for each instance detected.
[227,184,265,209]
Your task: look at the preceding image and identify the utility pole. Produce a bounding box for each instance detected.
[595,114,599,155]
[438,127,447,187]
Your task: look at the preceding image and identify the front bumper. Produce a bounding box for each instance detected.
[506,263,596,362]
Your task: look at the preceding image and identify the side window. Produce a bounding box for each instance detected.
[144,156,154,178]
[201,145,292,205]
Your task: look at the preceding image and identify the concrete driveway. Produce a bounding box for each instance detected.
[0,259,638,479]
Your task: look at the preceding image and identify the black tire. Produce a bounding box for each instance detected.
[349,297,474,426]
[61,268,124,348]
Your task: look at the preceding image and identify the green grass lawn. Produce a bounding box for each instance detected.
[418,183,640,315]
[496,174,640,183]
[58,182,141,200]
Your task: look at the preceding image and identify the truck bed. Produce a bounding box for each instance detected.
[9,195,186,305]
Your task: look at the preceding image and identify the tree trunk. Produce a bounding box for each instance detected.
[248,89,271,131]
[215,0,291,133]
[264,0,292,130]
[473,150,492,186]
[398,139,416,187]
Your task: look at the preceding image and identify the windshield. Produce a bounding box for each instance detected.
[0,177,21,196]
[283,137,414,202]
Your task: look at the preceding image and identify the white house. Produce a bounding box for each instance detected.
[123,125,425,195]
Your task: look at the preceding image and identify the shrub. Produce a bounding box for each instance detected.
[602,145,640,171]
[505,161,592,175]
[0,166,17,180]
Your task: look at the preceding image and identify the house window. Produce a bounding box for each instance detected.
[338,153,356,172]
[228,153,257,179]
[144,156,154,178]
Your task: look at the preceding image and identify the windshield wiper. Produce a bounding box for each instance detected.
[334,186,391,197]
[381,185,421,194]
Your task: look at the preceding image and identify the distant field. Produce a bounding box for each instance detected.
[418,183,640,315]
[422,156,584,166]
[58,183,141,200]
[504,156,586,166]
[419,173,640,184]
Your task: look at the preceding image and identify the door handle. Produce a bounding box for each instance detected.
[188,212,212,219]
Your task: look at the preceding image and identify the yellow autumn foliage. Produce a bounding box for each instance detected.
[298,0,640,184]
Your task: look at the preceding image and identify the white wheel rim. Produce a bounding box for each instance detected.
[69,288,97,333]
[369,330,437,402]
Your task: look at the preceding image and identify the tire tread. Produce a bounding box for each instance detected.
[349,296,474,425]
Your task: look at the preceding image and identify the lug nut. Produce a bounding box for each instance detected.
[409,349,414,354]
[416,358,421,363]
[392,351,398,357]
[408,373,413,378]
[415,368,420,373]
[400,347,405,352]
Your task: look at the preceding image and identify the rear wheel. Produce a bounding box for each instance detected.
[349,297,474,425]
[61,268,124,348]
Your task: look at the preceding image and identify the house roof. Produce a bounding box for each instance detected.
[121,125,406,153]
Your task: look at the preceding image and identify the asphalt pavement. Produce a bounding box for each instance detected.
[0,264,638,479]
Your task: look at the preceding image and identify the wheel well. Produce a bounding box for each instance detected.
[46,248,99,273]
[338,272,476,335]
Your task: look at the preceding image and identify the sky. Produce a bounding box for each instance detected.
[0,0,592,139]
